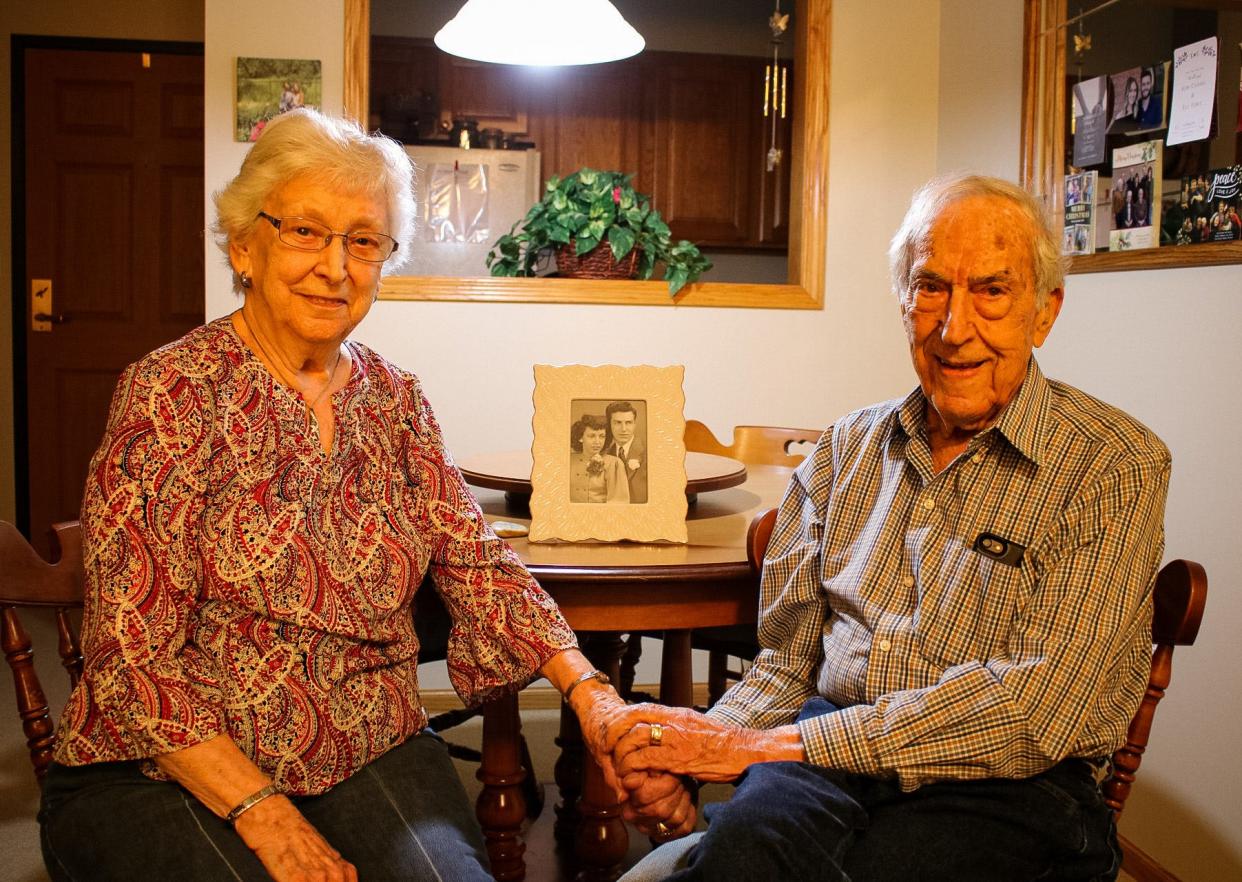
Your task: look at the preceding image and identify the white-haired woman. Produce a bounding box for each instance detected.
[39,108,626,882]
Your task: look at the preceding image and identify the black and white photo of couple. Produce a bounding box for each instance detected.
[568,399,648,504]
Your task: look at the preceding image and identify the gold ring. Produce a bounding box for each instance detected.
[656,821,672,837]
[649,723,664,747]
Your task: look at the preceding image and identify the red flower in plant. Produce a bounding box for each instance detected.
[612,186,622,204]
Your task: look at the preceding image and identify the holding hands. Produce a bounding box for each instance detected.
[596,703,796,842]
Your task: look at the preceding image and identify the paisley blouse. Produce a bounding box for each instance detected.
[53,317,576,794]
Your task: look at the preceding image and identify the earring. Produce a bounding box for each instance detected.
[239,271,252,289]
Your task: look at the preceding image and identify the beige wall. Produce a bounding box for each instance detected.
[0,0,203,522]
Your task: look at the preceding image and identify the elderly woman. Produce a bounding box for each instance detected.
[38,109,625,882]
[569,414,630,503]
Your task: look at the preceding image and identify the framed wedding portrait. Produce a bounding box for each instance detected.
[529,365,688,543]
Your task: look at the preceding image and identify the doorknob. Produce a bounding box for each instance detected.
[30,278,65,332]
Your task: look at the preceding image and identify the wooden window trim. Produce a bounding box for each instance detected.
[344,0,830,309]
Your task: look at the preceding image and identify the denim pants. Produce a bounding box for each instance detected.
[39,731,492,881]
[655,698,1121,882]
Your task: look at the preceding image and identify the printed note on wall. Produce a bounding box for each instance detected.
[1166,37,1218,147]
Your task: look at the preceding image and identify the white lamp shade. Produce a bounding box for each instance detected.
[434,0,645,66]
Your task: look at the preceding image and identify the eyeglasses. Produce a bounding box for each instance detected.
[256,211,399,263]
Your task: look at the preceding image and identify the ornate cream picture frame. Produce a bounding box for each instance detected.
[529,365,688,543]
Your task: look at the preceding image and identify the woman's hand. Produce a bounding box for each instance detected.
[570,685,638,801]
[540,649,636,801]
[235,795,358,882]
[619,771,697,841]
[153,734,356,881]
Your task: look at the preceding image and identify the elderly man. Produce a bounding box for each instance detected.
[607,174,1169,881]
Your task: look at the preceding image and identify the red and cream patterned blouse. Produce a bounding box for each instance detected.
[53,317,576,794]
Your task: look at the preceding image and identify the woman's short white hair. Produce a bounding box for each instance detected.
[212,108,416,288]
[887,174,1065,308]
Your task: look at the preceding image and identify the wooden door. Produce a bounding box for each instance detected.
[21,45,204,554]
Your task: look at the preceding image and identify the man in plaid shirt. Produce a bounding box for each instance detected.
[608,174,1168,882]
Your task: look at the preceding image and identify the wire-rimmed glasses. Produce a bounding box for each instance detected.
[256,211,399,263]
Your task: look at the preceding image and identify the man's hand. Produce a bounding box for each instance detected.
[620,771,697,841]
[609,705,803,783]
[235,794,358,882]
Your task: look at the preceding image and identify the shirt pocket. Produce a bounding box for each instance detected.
[916,539,1035,666]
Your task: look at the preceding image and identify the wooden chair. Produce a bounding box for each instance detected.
[684,419,822,468]
[743,507,1209,862]
[1,519,84,780]
[684,421,821,704]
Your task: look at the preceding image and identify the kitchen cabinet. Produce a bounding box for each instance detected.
[370,39,792,250]
[647,52,789,248]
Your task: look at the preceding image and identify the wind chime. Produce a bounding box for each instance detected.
[764,1,790,172]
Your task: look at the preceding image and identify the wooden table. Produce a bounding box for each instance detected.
[469,464,794,881]
[457,450,749,504]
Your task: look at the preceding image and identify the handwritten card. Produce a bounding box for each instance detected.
[1166,37,1218,147]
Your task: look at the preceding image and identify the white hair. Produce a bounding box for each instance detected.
[212,108,416,290]
[888,173,1065,307]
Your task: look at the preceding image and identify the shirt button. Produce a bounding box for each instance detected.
[971,452,984,464]
[922,496,935,510]
[877,638,892,652]
[902,575,914,588]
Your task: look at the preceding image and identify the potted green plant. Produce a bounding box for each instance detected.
[486,168,712,296]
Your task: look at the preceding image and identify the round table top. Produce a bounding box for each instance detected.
[458,450,748,497]
[469,463,794,631]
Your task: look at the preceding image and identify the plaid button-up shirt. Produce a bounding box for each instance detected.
[710,359,1169,790]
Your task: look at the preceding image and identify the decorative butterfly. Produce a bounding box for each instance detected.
[769,12,790,38]
[1073,33,1092,54]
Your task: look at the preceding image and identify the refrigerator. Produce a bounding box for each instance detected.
[404,145,542,277]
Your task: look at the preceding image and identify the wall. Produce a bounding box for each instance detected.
[0,0,203,522]
[936,1,1242,878]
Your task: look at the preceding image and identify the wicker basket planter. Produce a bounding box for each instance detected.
[556,239,642,280]
[487,169,710,295]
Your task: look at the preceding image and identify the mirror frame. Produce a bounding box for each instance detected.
[344,0,829,308]
[1021,0,1242,274]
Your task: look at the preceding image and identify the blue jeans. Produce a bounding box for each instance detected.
[39,731,491,881]
[666,698,1121,882]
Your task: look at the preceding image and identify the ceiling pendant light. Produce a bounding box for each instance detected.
[434,0,645,67]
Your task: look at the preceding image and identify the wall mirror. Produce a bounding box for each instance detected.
[1023,0,1242,274]
[344,0,829,308]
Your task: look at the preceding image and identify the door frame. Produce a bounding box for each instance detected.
[9,34,202,536]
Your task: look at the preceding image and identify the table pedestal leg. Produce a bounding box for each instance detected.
[476,692,527,881]
[572,634,629,881]
[553,699,584,843]
[659,630,694,708]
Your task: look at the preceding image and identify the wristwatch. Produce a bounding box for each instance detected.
[563,668,610,702]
